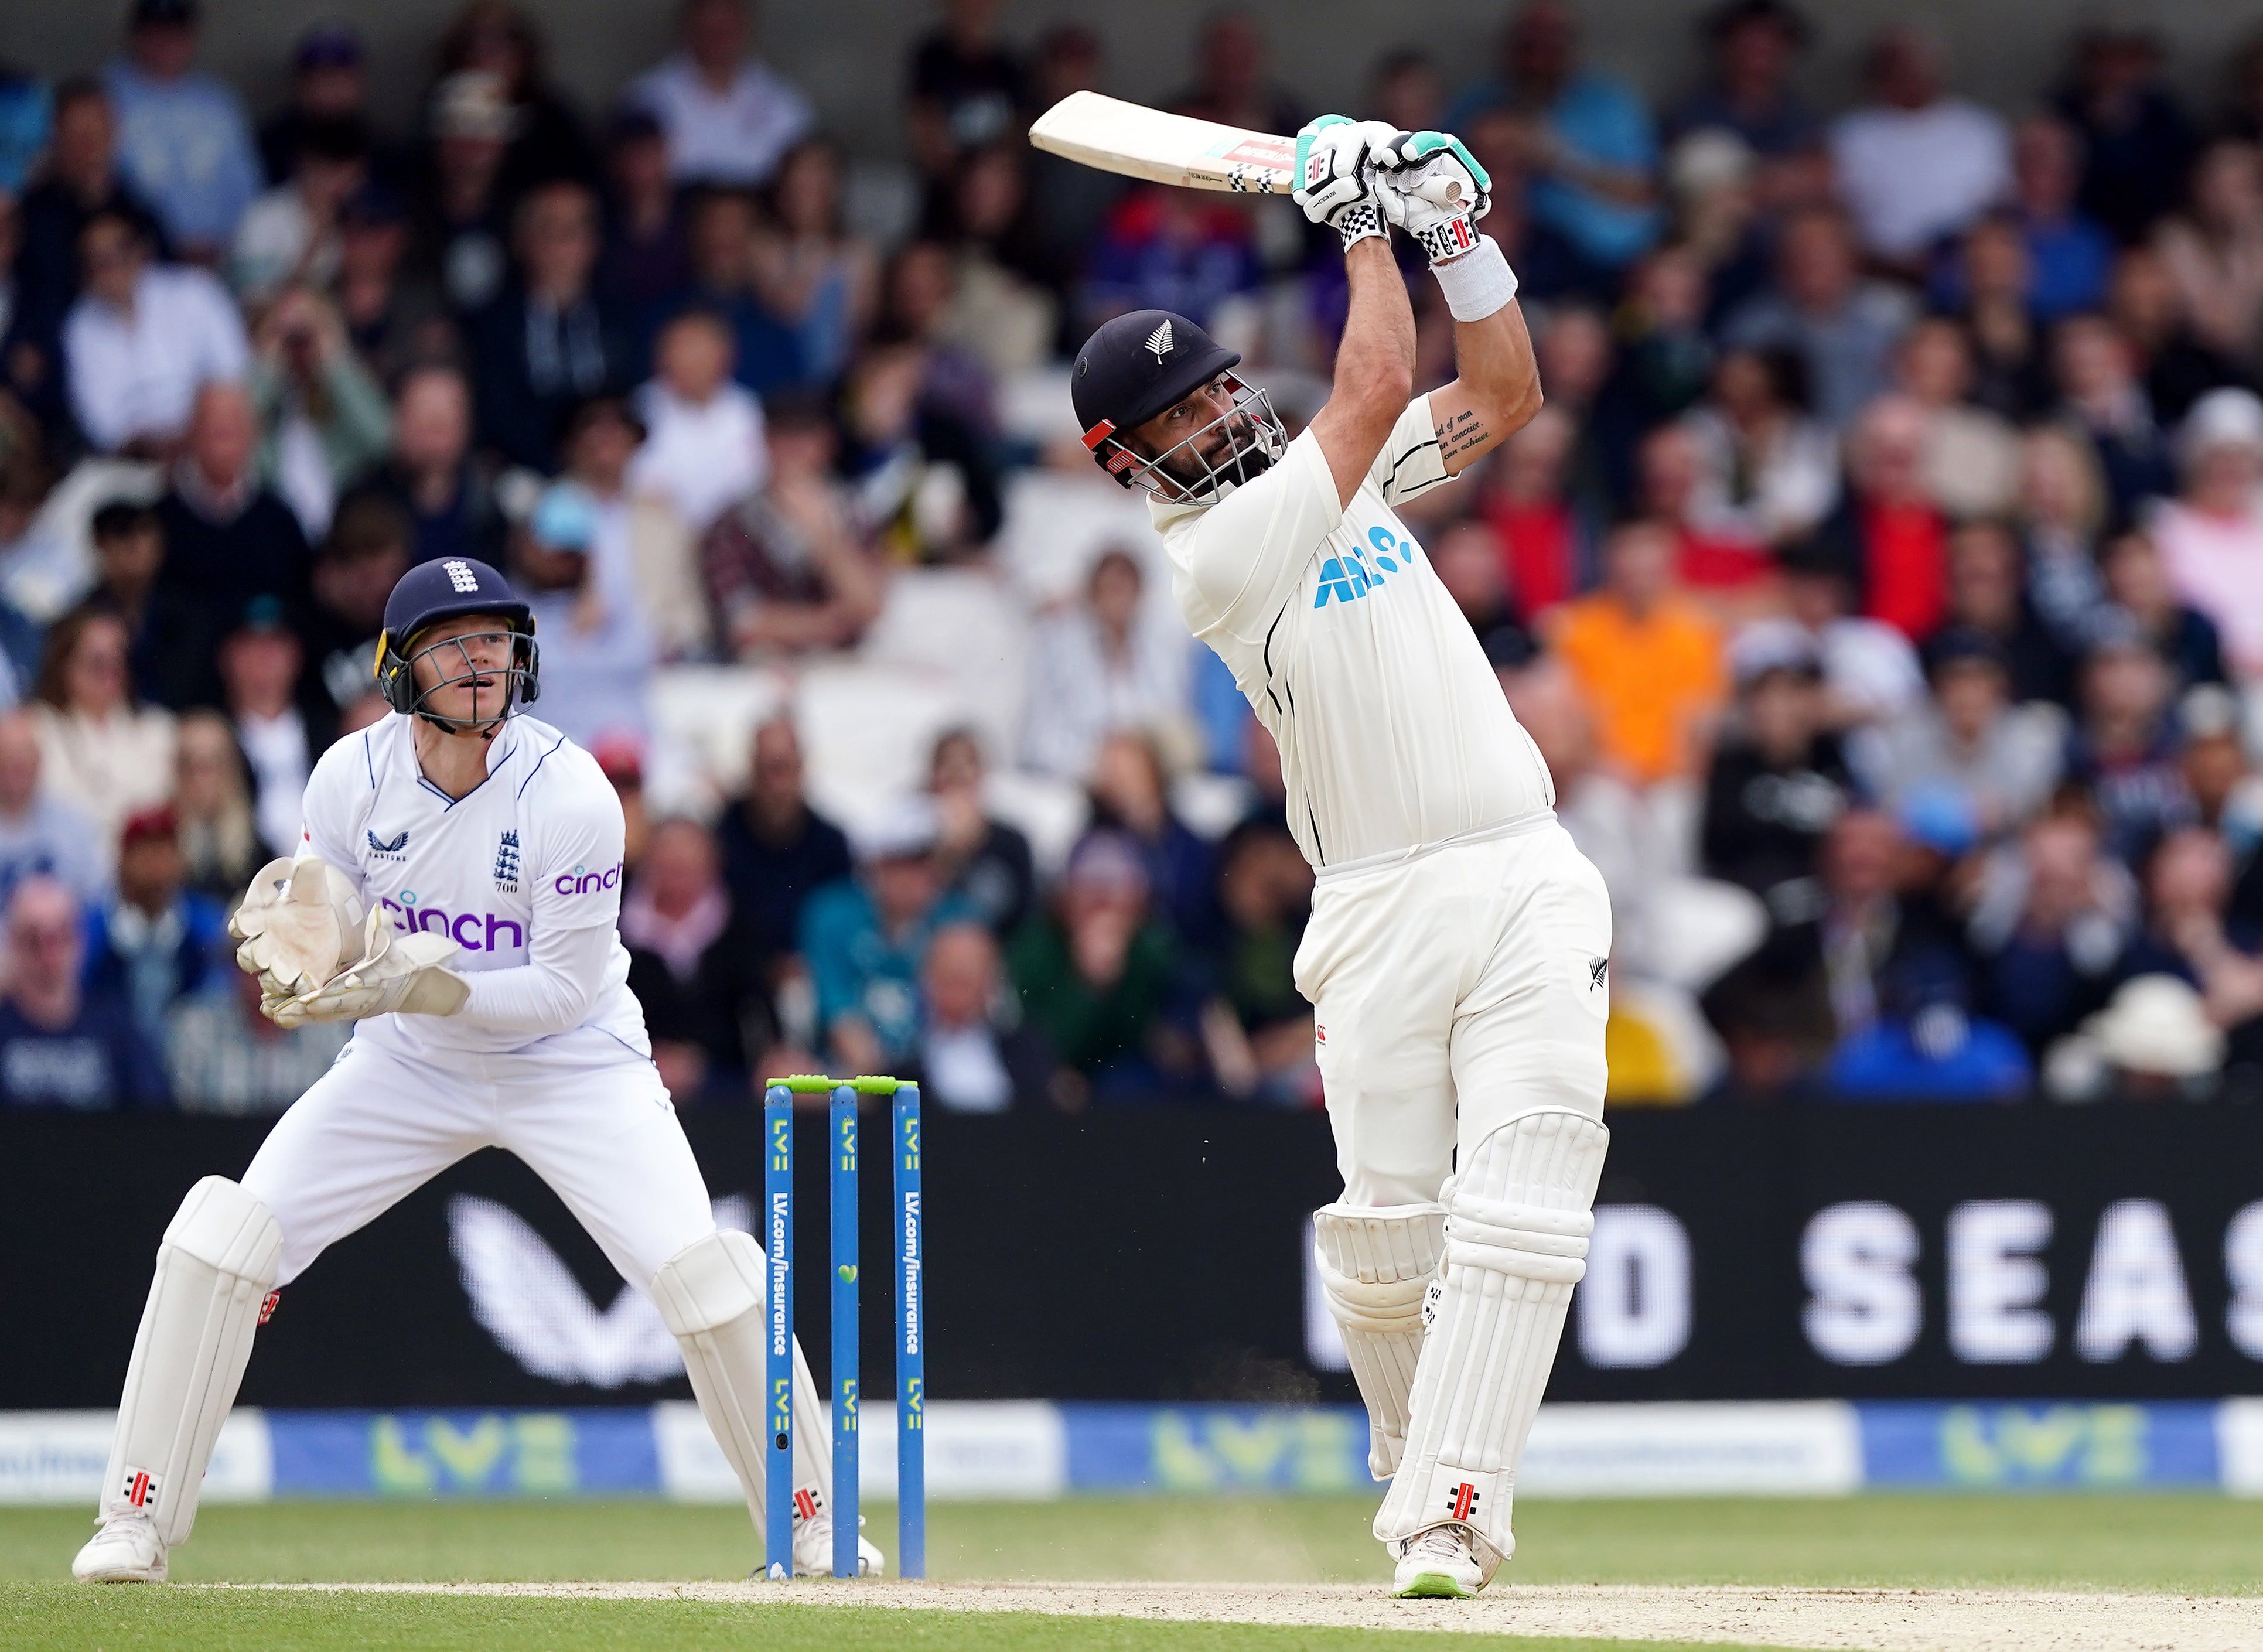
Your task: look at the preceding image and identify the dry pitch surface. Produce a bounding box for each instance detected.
[259,1578,2263,1651]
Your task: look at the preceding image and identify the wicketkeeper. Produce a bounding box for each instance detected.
[1069,120,1611,1596]
[71,557,875,1583]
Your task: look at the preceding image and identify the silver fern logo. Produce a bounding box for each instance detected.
[1144,318,1173,359]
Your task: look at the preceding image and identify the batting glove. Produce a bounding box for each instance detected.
[1374,129,1492,266]
[1292,115,1401,250]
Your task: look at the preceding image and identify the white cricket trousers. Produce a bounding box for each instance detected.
[1295,820,1612,1207]
[243,1032,715,1290]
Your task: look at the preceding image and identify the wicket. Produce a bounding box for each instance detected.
[761,1074,925,1581]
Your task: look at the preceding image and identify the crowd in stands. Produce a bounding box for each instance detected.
[8,0,2263,1111]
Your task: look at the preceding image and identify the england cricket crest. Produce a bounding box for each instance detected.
[494,828,521,892]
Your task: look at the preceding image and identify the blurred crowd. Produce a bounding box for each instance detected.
[6,0,2263,1112]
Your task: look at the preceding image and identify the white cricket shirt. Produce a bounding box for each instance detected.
[1153,397,1553,871]
[297,711,650,1065]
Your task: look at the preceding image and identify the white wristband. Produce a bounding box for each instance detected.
[1432,237,1518,322]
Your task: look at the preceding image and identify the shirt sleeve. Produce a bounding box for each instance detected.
[296,733,368,884]
[1172,426,1343,645]
[1367,394,1450,510]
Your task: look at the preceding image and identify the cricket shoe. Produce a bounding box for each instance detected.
[791,1516,885,1578]
[1391,1523,1486,1598]
[71,1511,167,1583]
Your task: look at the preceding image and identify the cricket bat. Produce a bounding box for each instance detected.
[1029,90,1464,206]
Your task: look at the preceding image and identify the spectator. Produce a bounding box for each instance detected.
[1937,520,2072,709]
[0,875,167,1110]
[1667,0,1821,166]
[1977,809,2129,1056]
[247,286,392,540]
[368,364,505,572]
[1592,243,1715,490]
[84,803,223,1047]
[2052,312,2174,518]
[716,713,851,964]
[0,62,47,197]
[595,108,688,313]
[2152,139,2263,376]
[1828,26,2009,269]
[927,727,1035,938]
[2108,244,2250,429]
[1999,115,2114,322]
[301,492,410,718]
[153,382,313,617]
[1432,518,1537,661]
[1851,627,2066,837]
[1808,806,1972,1045]
[2100,527,2228,693]
[930,146,1057,381]
[1019,25,1124,300]
[333,183,452,385]
[1944,213,2052,421]
[558,393,706,661]
[1086,729,1214,944]
[63,207,249,458]
[916,920,1049,1112]
[1551,520,1727,788]
[87,498,221,712]
[1369,48,1444,137]
[1678,346,1839,547]
[906,0,1025,205]
[1894,318,2022,523]
[1009,828,1185,1104]
[668,186,804,397]
[1480,404,1595,620]
[469,179,631,471]
[1661,127,1773,329]
[170,709,268,903]
[1023,548,1189,781]
[2055,23,2196,245]
[2017,425,2112,658]
[1807,394,1949,640]
[1722,205,1915,428]
[2151,387,2263,678]
[1749,540,1926,729]
[834,332,1001,559]
[257,23,378,187]
[702,390,882,658]
[164,966,351,1114]
[748,138,879,388]
[28,603,175,865]
[1825,948,2032,1099]
[2113,827,2244,989]
[0,708,102,909]
[229,115,370,303]
[506,482,653,748]
[11,77,166,418]
[595,736,652,874]
[882,240,1000,436]
[1195,818,1316,1106]
[1445,0,1661,273]
[2064,614,2186,867]
[621,815,766,1103]
[629,309,766,535]
[801,795,974,1076]
[1078,187,1263,338]
[1635,423,1774,602]
[219,598,323,859]
[434,1,595,203]
[1169,9,1301,138]
[103,0,261,262]
[628,0,812,189]
[415,70,515,316]
[1701,637,1852,909]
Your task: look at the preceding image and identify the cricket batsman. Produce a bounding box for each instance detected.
[1071,121,1610,1596]
[71,557,874,1583]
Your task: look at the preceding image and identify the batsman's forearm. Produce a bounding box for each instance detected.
[1338,239,1415,400]
[1450,299,1542,445]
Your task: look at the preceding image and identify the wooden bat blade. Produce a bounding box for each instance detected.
[1029,90,1295,194]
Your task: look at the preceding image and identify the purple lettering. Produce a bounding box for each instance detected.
[554,874,574,896]
[452,913,484,949]
[417,909,448,934]
[486,915,523,951]
[380,897,407,931]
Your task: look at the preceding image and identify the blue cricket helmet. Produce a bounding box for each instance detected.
[374,556,541,728]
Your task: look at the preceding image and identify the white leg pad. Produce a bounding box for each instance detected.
[1312,1202,1445,1479]
[1374,1110,1609,1575]
[651,1229,831,1544]
[101,1176,282,1548]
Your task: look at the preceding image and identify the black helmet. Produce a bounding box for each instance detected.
[374,556,540,732]
[1071,310,1284,503]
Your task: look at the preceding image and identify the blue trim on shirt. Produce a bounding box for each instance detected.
[362,731,376,789]
[517,733,569,798]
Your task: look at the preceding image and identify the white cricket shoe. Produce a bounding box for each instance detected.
[1391,1523,1485,1598]
[791,1517,885,1578]
[72,1511,167,1583]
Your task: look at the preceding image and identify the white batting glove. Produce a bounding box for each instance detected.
[267,908,470,1029]
[1374,130,1492,266]
[229,855,367,996]
[1292,116,1401,250]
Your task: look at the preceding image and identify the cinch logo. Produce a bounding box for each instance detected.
[381,891,526,953]
[1314,526,1417,608]
[553,861,623,896]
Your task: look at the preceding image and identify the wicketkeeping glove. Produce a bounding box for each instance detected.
[1292,115,1402,251]
[266,907,470,1029]
[1374,130,1493,265]
[228,855,367,996]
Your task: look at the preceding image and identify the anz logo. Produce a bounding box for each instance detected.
[1314,526,1419,608]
